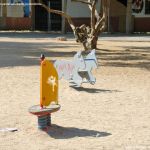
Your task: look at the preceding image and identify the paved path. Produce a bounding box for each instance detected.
[0,31,149,41]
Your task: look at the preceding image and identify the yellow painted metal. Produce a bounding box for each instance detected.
[40,59,58,106]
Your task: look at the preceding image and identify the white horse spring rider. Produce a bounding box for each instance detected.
[54,49,98,87]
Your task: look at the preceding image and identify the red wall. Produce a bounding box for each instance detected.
[6,18,32,30]
[4,17,150,32]
[134,17,150,32]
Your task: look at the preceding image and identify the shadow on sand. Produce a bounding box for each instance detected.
[0,41,78,68]
[0,33,149,71]
[70,86,121,93]
[96,47,150,71]
[45,124,111,139]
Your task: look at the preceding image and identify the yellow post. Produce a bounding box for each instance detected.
[40,59,58,107]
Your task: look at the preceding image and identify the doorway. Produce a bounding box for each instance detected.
[35,0,48,31]
[34,0,62,31]
[49,0,62,31]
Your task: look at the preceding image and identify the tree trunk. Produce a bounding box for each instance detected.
[91,36,98,49]
[83,36,98,50]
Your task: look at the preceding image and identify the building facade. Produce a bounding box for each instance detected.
[0,0,31,30]
[132,0,150,32]
[0,0,150,32]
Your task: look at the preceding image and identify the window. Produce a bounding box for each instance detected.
[132,0,144,14]
[145,0,150,14]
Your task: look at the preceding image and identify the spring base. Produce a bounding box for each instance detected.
[29,104,60,130]
[38,114,51,129]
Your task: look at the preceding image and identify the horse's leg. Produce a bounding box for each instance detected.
[70,72,83,87]
[87,71,96,85]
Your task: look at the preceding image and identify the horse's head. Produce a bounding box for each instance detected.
[73,51,86,70]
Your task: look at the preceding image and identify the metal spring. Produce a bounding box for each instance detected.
[38,114,51,129]
[47,114,51,126]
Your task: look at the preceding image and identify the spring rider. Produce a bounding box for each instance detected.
[28,55,60,129]
[54,49,98,87]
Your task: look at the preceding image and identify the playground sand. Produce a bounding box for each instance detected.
[0,34,150,150]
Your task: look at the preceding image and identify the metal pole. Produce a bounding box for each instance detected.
[126,0,133,34]
[48,1,51,31]
[108,0,111,33]
[62,0,67,34]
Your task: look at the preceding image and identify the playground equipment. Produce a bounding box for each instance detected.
[54,49,98,87]
[29,50,97,129]
[29,55,60,129]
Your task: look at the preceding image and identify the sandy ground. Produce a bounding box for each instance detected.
[0,32,150,150]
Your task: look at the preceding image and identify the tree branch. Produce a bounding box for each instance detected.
[71,0,92,5]
[93,0,109,36]
[91,0,97,31]
[88,4,100,21]
[72,0,99,20]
